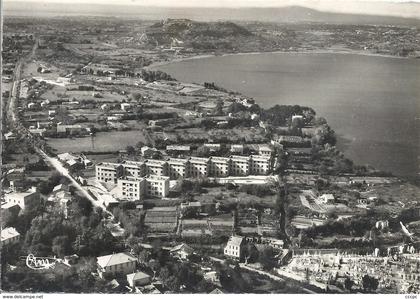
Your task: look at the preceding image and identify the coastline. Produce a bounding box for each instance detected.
[148,48,413,69]
[147,48,420,181]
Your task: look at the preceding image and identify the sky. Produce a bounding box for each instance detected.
[5,0,420,18]
[6,0,420,6]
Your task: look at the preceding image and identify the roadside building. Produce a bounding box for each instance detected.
[127,272,151,288]
[230,155,250,176]
[209,156,230,177]
[97,252,137,279]
[170,243,194,260]
[167,158,189,179]
[188,157,210,178]
[145,160,168,176]
[117,177,146,201]
[96,162,124,183]
[250,155,271,175]
[145,175,170,198]
[1,227,20,245]
[224,236,245,260]
[4,187,39,210]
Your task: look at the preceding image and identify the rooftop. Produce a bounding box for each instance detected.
[1,227,20,242]
[227,235,244,247]
[127,271,151,282]
[97,252,137,268]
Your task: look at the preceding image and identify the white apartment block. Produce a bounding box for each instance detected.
[146,175,170,198]
[117,177,146,200]
[224,236,244,260]
[250,155,272,175]
[188,157,210,178]
[122,161,146,178]
[230,155,250,176]
[96,163,124,183]
[167,158,189,179]
[210,157,230,177]
[145,159,168,176]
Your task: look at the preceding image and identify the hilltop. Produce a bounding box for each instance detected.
[145,19,272,51]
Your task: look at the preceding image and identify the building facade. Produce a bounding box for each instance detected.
[230,155,250,176]
[209,157,230,177]
[188,157,210,178]
[96,163,124,183]
[167,158,189,179]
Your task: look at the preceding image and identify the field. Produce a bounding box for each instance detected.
[47,130,147,153]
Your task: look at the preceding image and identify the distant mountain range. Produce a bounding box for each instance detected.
[4,2,420,26]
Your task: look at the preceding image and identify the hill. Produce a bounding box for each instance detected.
[4,2,420,27]
[145,19,272,51]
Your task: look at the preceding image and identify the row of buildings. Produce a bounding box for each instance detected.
[96,154,273,184]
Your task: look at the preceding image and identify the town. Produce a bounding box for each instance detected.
[1,13,420,295]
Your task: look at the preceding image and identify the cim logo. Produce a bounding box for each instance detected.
[26,253,57,270]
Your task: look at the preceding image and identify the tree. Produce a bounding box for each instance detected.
[126,145,136,156]
[344,277,355,292]
[258,247,277,271]
[165,275,181,292]
[138,250,151,264]
[362,274,379,292]
[52,235,70,257]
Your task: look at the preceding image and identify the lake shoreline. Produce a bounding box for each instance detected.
[148,48,412,69]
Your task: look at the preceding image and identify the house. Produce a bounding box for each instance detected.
[376,220,389,230]
[318,194,335,204]
[230,144,244,154]
[166,145,191,152]
[258,145,274,156]
[141,146,158,157]
[4,132,16,140]
[48,110,56,117]
[127,271,152,288]
[40,99,50,107]
[170,243,194,260]
[120,103,131,111]
[97,252,137,278]
[261,237,284,249]
[204,143,221,152]
[209,288,225,294]
[203,271,221,286]
[64,254,79,265]
[29,128,46,136]
[57,153,82,169]
[1,227,20,245]
[56,124,84,135]
[224,235,245,260]
[4,187,40,210]
[100,103,109,110]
